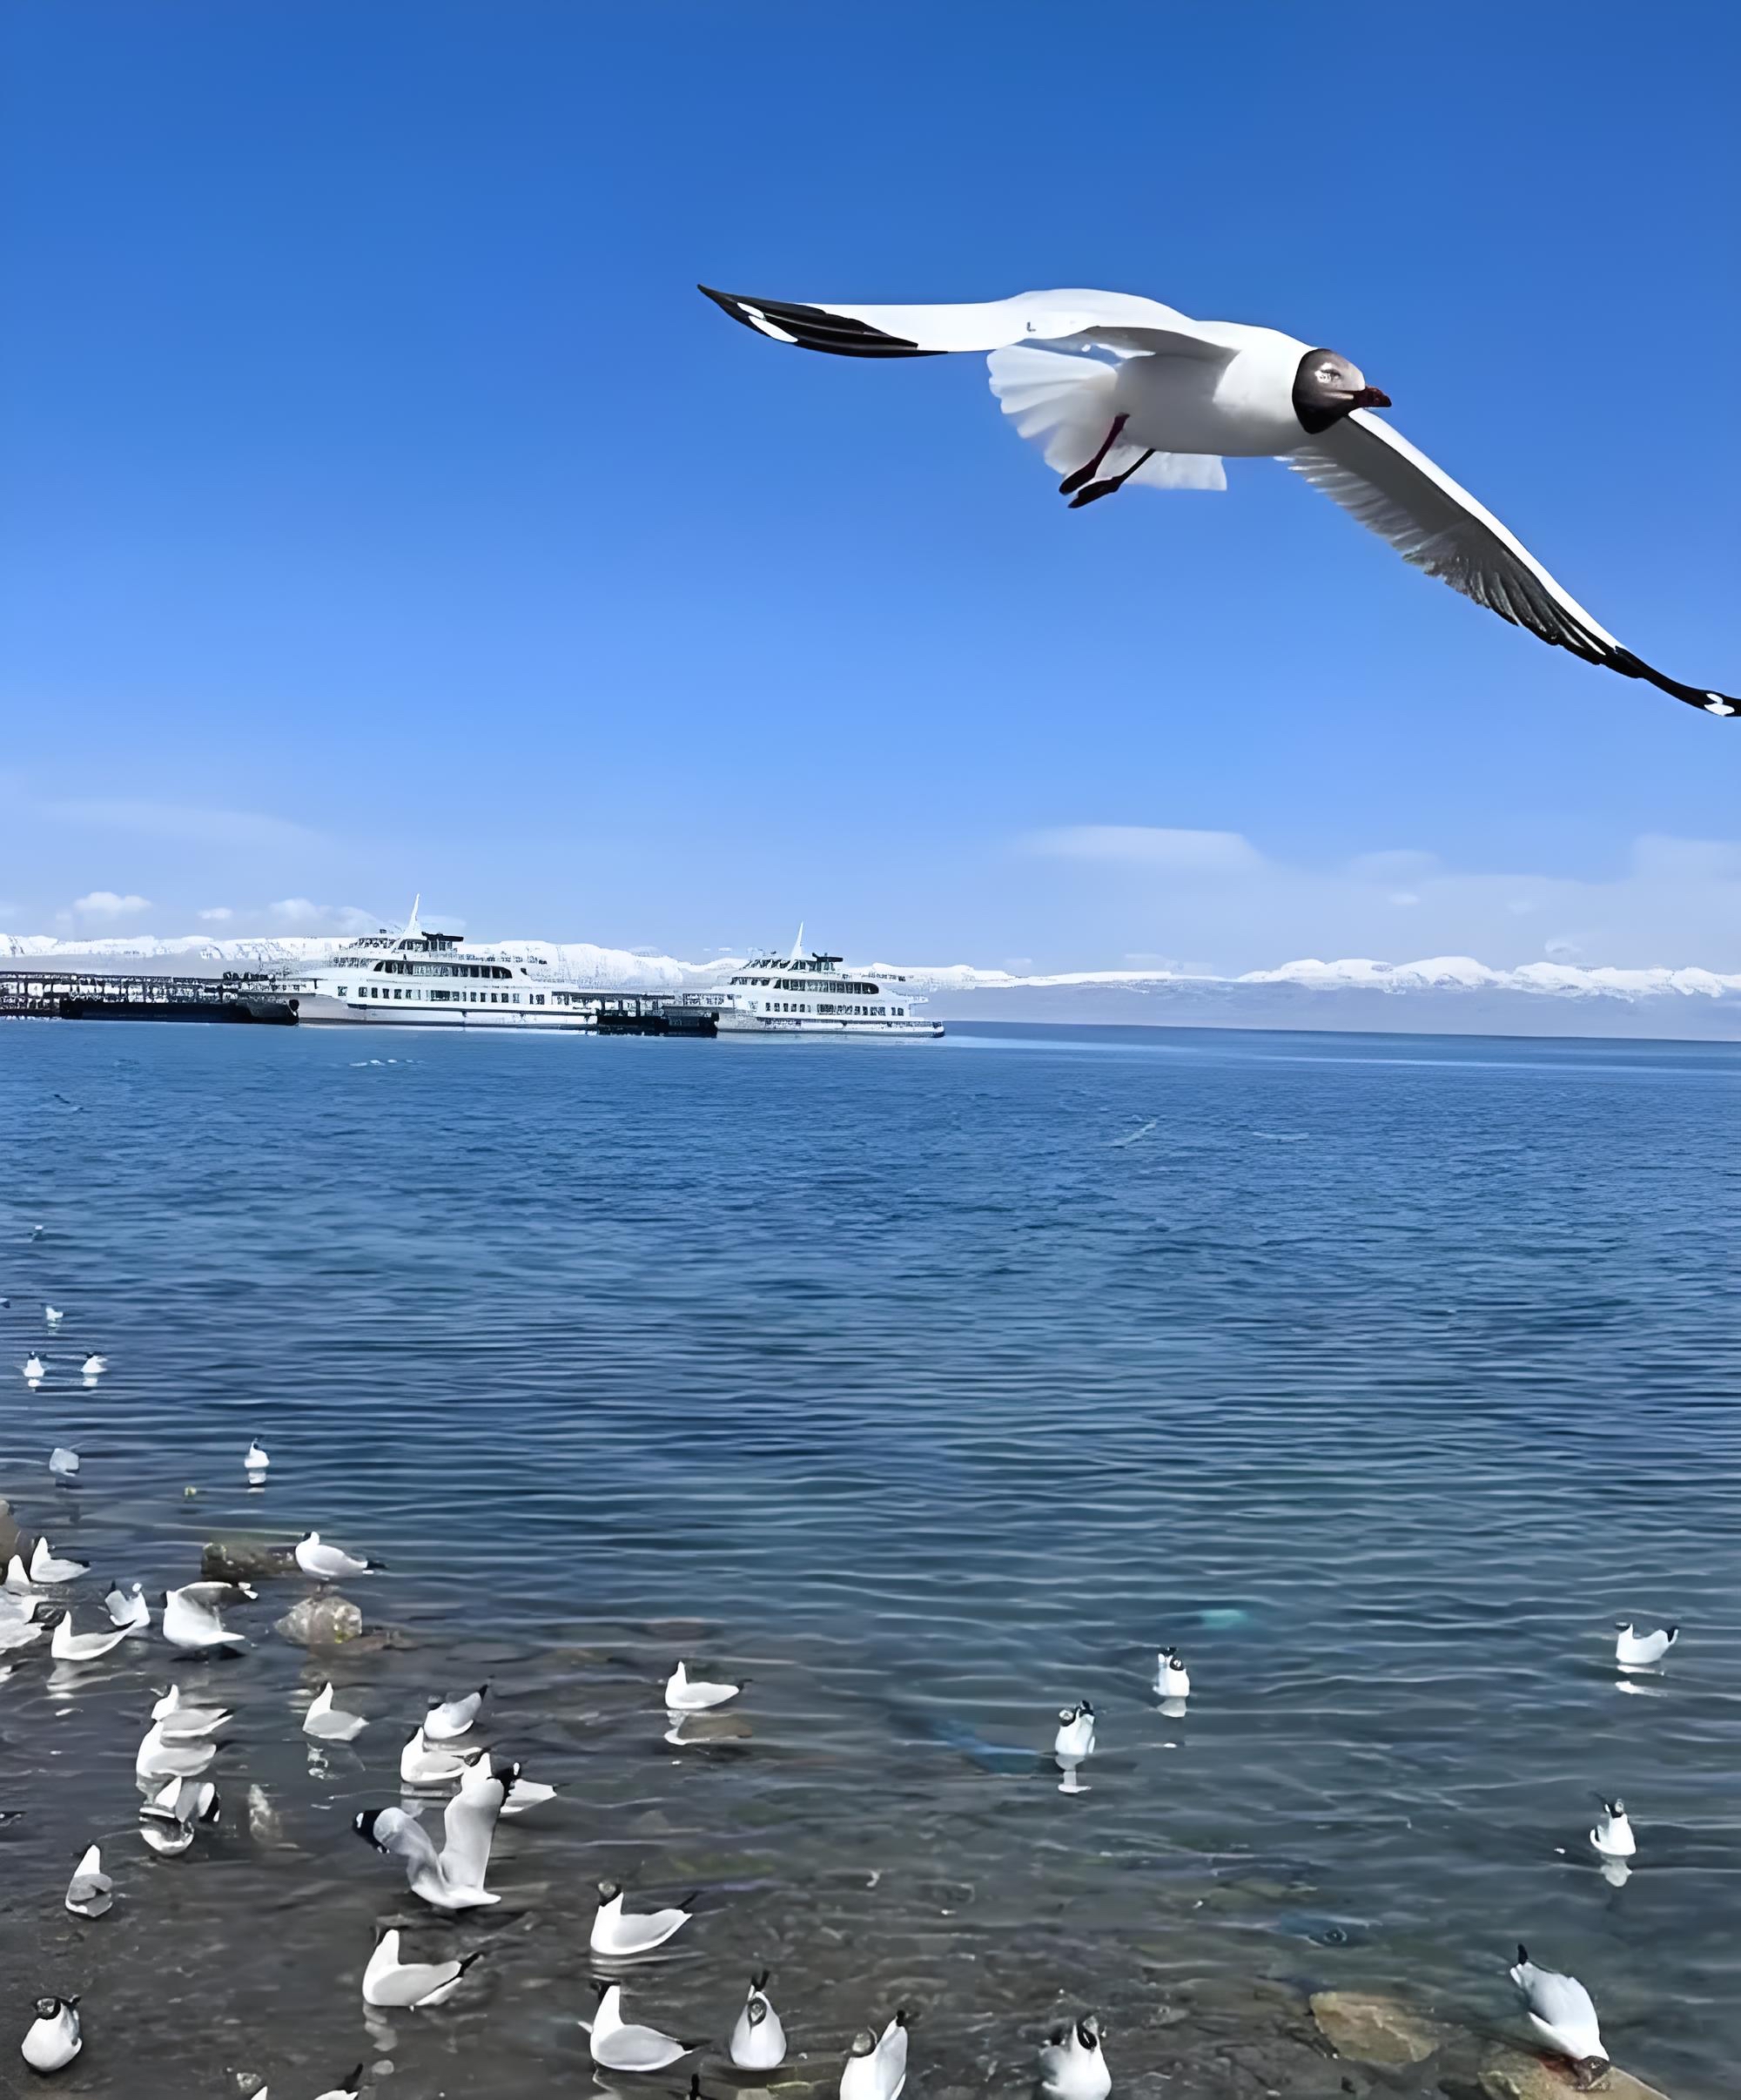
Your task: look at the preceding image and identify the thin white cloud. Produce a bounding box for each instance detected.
[198,906,235,923]
[48,799,322,849]
[72,891,151,919]
[1012,827,1741,975]
[1030,824,1265,873]
[268,899,375,933]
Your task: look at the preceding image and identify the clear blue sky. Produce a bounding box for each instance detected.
[3,2,1738,973]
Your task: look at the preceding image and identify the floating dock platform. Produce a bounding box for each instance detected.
[0,968,299,1024]
[0,967,716,1035]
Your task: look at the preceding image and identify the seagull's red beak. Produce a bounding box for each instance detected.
[1350,385,1392,408]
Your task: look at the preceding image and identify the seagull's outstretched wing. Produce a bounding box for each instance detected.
[699,285,1236,361]
[1290,410,1738,719]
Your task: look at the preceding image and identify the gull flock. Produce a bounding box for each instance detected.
[9,1308,1686,2093]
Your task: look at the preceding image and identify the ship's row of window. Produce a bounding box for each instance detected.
[341,986,546,1006]
[734,975,881,994]
[763,1001,904,1016]
[372,959,513,980]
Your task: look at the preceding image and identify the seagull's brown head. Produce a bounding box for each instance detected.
[1293,348,1391,434]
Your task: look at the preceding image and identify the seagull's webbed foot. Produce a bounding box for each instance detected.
[1066,447,1157,509]
[1058,414,1129,495]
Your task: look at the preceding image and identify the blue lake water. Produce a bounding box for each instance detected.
[2,1020,1739,2097]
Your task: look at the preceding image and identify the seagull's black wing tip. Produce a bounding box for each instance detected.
[696,284,938,359]
[1608,648,1740,718]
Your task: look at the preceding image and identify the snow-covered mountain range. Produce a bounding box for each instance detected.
[6,928,1741,1036]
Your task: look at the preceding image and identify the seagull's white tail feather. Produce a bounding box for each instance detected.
[1121,449,1226,491]
[985,346,1225,490]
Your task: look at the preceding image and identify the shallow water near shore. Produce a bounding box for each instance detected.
[3,1020,1739,2097]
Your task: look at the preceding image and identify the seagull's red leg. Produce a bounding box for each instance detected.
[1058,414,1130,495]
[1067,448,1156,508]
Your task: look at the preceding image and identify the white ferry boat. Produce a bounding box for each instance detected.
[273,903,685,1032]
[684,934,942,1039]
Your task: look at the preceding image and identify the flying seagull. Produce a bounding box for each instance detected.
[700,284,1738,721]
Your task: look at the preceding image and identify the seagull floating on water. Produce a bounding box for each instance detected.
[1616,1622,1677,1668]
[1053,1700,1096,1792]
[729,1971,786,2070]
[64,1844,112,1919]
[43,1306,63,1327]
[50,1611,131,1664]
[663,1659,743,1711]
[0,1609,45,1655]
[501,1768,555,1815]
[580,1982,702,2072]
[422,1683,487,1741]
[49,1448,79,1478]
[589,1880,696,1956]
[702,282,1741,721]
[104,1581,150,1636]
[30,1536,89,1585]
[353,1804,499,1910]
[840,2009,910,2100]
[1509,1944,1608,2090]
[163,1581,252,1653]
[362,1926,486,2009]
[303,1681,368,1742]
[151,1684,231,1738]
[138,1771,218,1854]
[1040,2014,1111,2100]
[1590,1797,1637,1860]
[295,1531,385,1581]
[21,1996,81,2073]
[400,1726,483,1787]
[255,2069,364,2100]
[353,1759,513,1913]
[1156,1649,1191,1699]
[80,1356,105,1379]
[22,1356,46,1383]
[244,1437,269,1476]
[137,1718,221,1780]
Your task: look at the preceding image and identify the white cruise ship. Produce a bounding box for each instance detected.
[684,934,942,1039]
[273,903,687,1032]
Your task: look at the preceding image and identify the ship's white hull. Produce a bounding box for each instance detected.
[713,1010,943,1040]
[292,993,599,1030]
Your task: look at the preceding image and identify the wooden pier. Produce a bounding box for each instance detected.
[0,968,299,1024]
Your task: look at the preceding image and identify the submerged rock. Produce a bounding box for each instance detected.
[1479,2050,1674,2099]
[275,1593,363,1646]
[1309,1990,1449,2067]
[203,1535,296,1584]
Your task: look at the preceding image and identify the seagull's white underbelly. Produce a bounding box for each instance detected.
[1115,345,1303,458]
